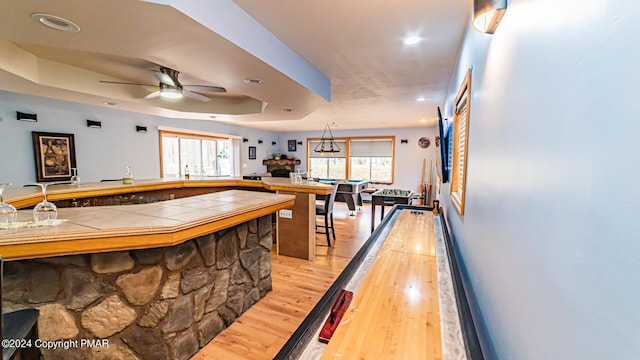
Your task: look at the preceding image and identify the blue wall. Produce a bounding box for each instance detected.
[440,0,640,359]
[0,91,279,184]
[0,91,436,193]
[277,126,439,192]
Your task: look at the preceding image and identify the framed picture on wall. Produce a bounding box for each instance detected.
[287,140,297,152]
[32,131,77,182]
[248,146,257,160]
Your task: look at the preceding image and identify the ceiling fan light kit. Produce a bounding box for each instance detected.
[159,84,183,99]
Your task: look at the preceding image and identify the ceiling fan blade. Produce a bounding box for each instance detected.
[183,90,210,102]
[144,90,161,99]
[151,69,177,87]
[182,85,227,93]
[100,80,155,86]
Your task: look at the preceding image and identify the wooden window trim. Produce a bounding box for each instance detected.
[159,129,230,178]
[450,69,472,216]
[306,136,395,182]
[159,130,227,141]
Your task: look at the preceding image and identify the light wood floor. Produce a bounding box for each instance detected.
[320,210,441,359]
[192,203,373,360]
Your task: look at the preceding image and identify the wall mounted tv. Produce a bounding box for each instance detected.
[437,106,449,183]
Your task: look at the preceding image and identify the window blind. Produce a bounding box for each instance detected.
[450,69,471,215]
[349,138,393,157]
[456,104,468,198]
[308,140,347,158]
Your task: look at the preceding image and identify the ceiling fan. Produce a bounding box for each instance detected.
[100,66,226,102]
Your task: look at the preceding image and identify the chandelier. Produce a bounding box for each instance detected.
[314,123,341,155]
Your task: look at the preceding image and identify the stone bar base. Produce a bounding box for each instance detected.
[2,215,274,360]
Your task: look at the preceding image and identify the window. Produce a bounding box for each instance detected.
[349,138,393,183]
[307,136,394,183]
[160,129,239,178]
[450,69,472,215]
[308,139,347,179]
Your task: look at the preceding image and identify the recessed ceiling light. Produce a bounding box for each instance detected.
[209,115,217,119]
[103,101,117,106]
[283,108,294,113]
[244,78,264,85]
[31,13,80,33]
[416,97,426,102]
[403,36,422,45]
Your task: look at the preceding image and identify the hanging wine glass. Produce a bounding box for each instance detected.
[0,183,18,226]
[33,183,58,223]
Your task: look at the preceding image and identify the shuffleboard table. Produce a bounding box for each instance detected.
[274,205,483,360]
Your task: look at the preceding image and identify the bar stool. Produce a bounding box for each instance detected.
[316,185,338,246]
[1,256,40,360]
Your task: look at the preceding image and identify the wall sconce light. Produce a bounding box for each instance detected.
[243,138,249,143]
[258,140,263,144]
[136,126,147,133]
[400,139,408,144]
[272,141,277,145]
[16,111,37,122]
[473,0,507,34]
[297,141,303,146]
[87,120,102,128]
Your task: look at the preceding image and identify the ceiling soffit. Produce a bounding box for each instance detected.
[0,0,329,121]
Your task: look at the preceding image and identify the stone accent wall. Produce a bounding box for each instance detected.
[2,215,274,360]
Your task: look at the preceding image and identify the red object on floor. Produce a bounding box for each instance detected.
[318,290,354,343]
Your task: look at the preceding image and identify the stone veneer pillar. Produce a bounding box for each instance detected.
[1,215,274,360]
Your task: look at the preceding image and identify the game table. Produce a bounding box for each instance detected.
[317,179,369,216]
[274,205,483,360]
[370,188,413,231]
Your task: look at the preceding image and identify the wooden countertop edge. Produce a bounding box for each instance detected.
[7,179,331,208]
[0,199,294,261]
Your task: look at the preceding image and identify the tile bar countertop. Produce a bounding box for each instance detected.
[0,190,295,260]
[3,177,333,209]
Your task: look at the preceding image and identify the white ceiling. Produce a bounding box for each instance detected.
[0,0,470,132]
